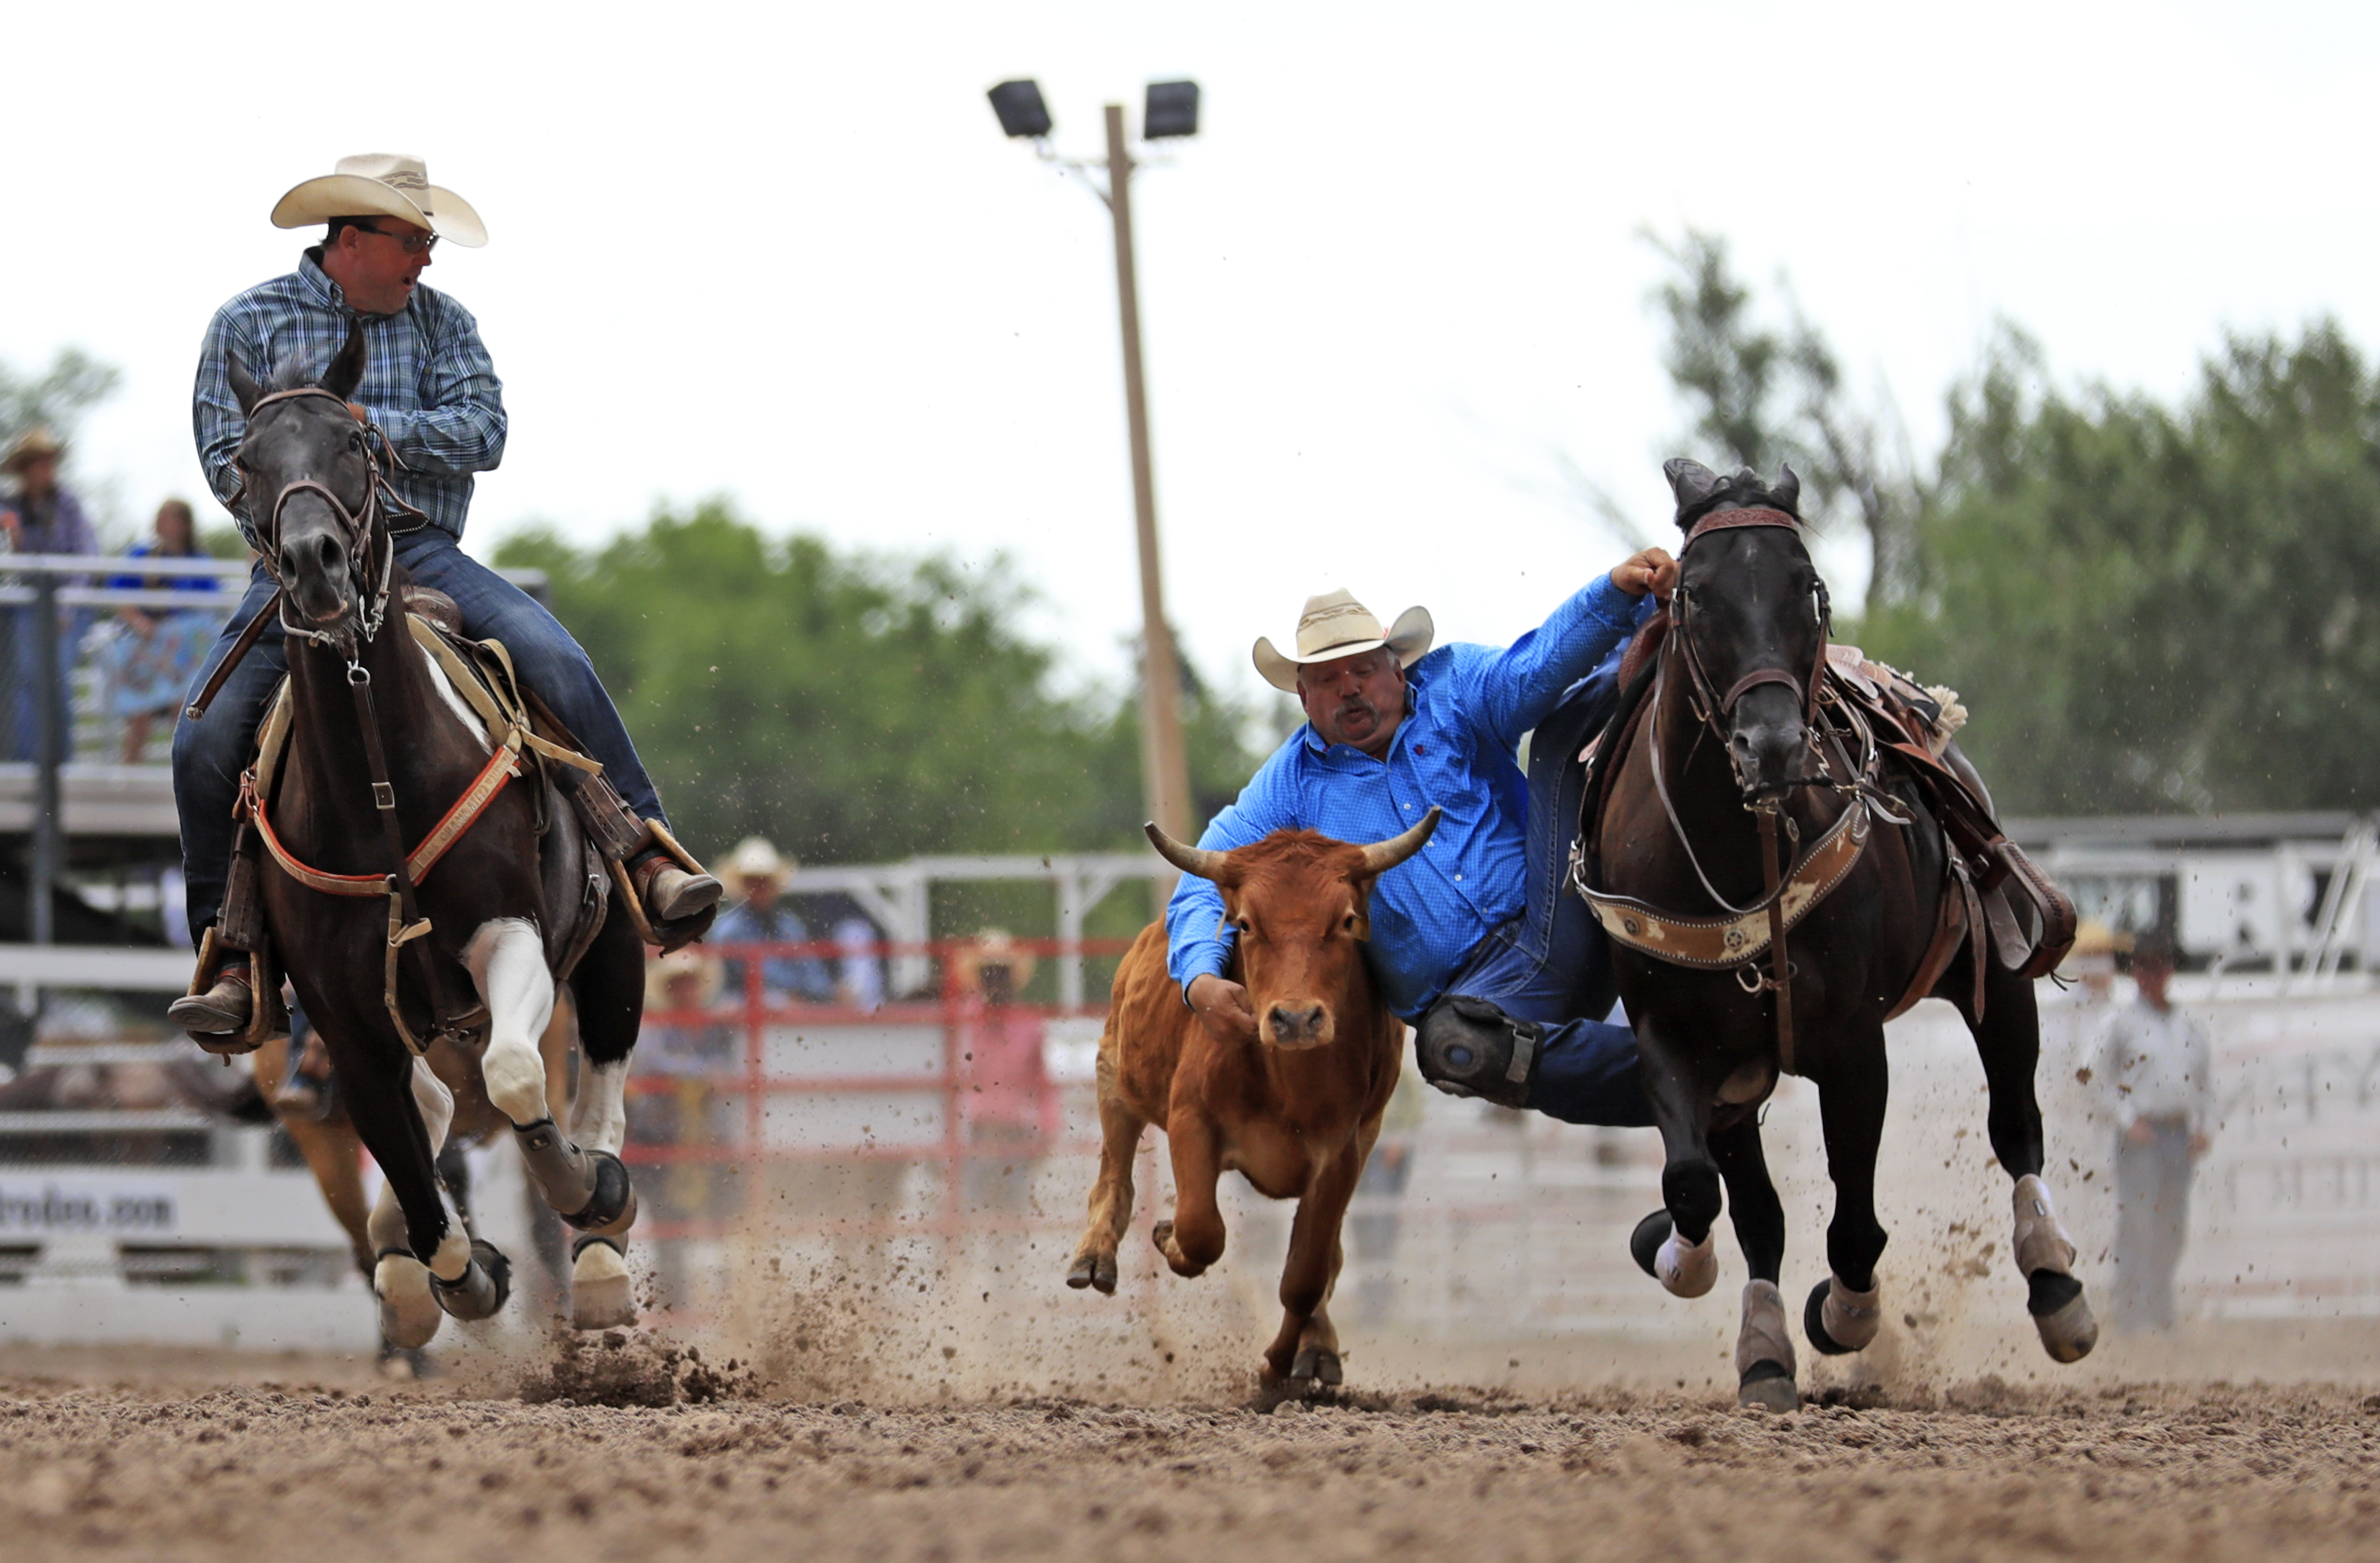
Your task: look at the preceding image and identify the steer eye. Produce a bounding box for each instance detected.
[1340,914,1357,932]
[1233,917,1250,934]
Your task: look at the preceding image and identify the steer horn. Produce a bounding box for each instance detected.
[1145,821,1230,881]
[1360,806,1441,875]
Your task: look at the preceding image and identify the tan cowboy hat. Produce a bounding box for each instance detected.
[1252,588,1433,693]
[271,153,488,248]
[644,947,724,1011]
[3,427,63,474]
[725,836,793,888]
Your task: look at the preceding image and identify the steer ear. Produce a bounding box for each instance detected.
[1145,821,1232,884]
[1357,806,1440,878]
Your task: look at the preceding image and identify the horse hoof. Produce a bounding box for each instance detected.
[374,1251,441,1351]
[571,1236,637,1330]
[1629,1210,1671,1279]
[1736,1360,1798,1413]
[1151,1219,1174,1253]
[1291,1348,1343,1387]
[1803,1279,1852,1356]
[2027,1270,2097,1363]
[563,1150,636,1233]
[433,1239,512,1322]
[1655,1228,1718,1299]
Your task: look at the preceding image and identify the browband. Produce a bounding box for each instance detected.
[1681,505,1802,550]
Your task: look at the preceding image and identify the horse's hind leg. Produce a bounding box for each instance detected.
[560,907,646,1330]
[1711,1116,1798,1410]
[1065,1040,1143,1295]
[1955,955,2098,1362]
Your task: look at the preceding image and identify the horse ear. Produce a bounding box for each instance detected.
[1662,458,1723,523]
[1772,463,1801,516]
[320,320,369,402]
[228,359,261,418]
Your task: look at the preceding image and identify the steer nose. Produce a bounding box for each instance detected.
[1266,1003,1328,1044]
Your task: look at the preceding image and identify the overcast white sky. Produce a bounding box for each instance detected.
[10,0,2376,705]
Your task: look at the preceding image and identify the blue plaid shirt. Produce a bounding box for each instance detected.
[194,250,506,545]
[1166,575,1647,1021]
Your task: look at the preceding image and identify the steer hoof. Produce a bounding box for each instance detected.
[1736,1360,1799,1413]
[1291,1347,1343,1387]
[1066,1251,1118,1294]
[2027,1269,2098,1364]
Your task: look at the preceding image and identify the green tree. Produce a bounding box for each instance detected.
[0,348,120,459]
[494,503,1274,864]
[1862,322,2380,814]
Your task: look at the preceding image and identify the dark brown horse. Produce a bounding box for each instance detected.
[222,326,648,1346]
[1579,460,2094,1410]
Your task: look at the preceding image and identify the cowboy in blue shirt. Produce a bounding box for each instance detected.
[1167,547,1676,1123]
[170,155,719,1039]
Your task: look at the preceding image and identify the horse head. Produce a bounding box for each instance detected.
[227,320,384,653]
[1661,458,1830,806]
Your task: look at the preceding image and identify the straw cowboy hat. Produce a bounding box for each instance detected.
[1252,589,1433,693]
[3,427,63,475]
[954,928,1038,993]
[271,153,488,248]
[725,836,794,888]
[644,947,724,1012]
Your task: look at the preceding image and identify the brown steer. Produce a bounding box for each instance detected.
[1065,809,1440,1385]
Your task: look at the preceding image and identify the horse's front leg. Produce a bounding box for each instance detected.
[1957,956,2099,1363]
[1631,1013,1724,1300]
[361,1053,507,1342]
[1800,1025,1891,1377]
[470,919,635,1248]
[1710,1113,1798,1410]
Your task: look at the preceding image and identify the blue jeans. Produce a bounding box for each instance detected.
[1438,644,1654,1127]
[171,528,668,950]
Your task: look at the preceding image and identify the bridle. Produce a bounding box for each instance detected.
[232,385,425,651]
[1667,507,1831,752]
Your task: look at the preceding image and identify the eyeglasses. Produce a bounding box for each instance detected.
[361,224,438,255]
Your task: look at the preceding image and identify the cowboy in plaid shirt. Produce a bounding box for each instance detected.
[171,154,719,1039]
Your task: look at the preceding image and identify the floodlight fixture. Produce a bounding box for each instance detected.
[1143,80,1199,139]
[988,78,1052,139]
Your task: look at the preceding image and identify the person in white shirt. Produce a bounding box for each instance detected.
[2090,933,2214,1330]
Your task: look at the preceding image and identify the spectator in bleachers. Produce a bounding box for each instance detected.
[955,930,1058,1217]
[1,428,96,762]
[631,947,735,1306]
[834,913,887,1012]
[711,836,834,1005]
[102,499,223,761]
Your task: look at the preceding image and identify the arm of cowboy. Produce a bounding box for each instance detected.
[373,301,508,473]
[1165,744,1302,1004]
[1459,572,1655,752]
[192,311,260,526]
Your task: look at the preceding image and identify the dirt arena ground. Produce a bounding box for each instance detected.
[4,1322,2379,1563]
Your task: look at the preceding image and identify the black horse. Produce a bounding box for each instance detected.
[221,325,649,1345]
[1579,460,2094,1410]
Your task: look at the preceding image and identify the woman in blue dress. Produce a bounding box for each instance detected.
[102,499,222,761]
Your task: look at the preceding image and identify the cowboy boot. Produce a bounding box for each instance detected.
[626,844,723,929]
[169,960,261,1054]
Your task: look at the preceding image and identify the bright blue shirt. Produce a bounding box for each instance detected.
[1166,575,1648,1021]
[194,251,506,547]
[712,899,837,1003]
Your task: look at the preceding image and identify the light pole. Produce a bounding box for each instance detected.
[990,78,1200,851]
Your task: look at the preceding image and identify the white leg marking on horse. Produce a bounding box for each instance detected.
[428,1227,472,1283]
[571,1240,636,1330]
[1822,1273,1883,1351]
[572,1059,628,1158]
[1735,1279,1797,1377]
[468,918,556,1128]
[410,1055,456,1153]
[375,1253,441,1349]
[1656,1227,1719,1297]
[2011,1172,2078,1276]
[417,644,493,755]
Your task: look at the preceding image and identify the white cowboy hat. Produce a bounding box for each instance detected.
[644,947,724,1011]
[1251,589,1433,693]
[725,835,793,887]
[271,153,488,248]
